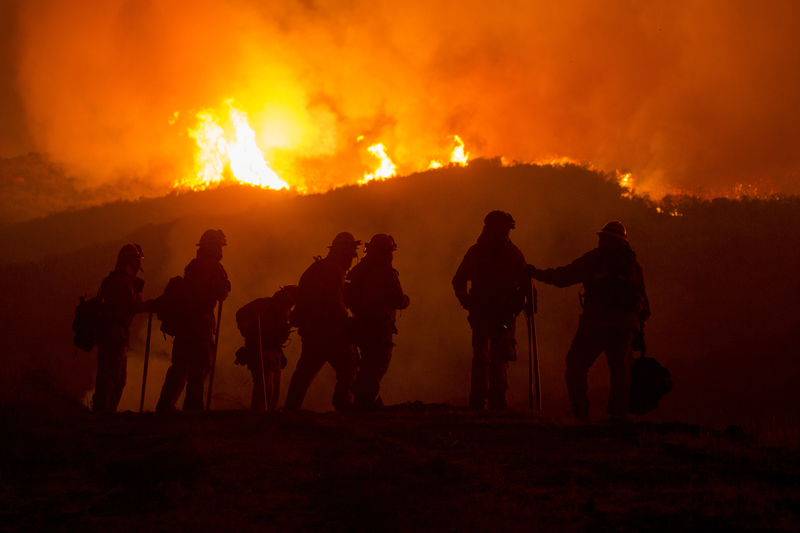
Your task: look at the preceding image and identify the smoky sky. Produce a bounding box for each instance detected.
[2,0,800,197]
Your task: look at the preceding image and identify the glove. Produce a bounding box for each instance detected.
[145,299,157,313]
[525,264,538,277]
[457,294,471,310]
[632,331,646,356]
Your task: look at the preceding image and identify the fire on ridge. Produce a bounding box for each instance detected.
[172,101,635,195]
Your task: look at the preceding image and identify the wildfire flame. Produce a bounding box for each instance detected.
[176,103,288,191]
[429,135,470,169]
[361,143,397,183]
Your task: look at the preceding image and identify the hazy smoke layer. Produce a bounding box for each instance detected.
[3,0,800,199]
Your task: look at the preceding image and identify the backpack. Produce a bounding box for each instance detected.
[72,281,106,352]
[629,355,673,415]
[235,298,270,339]
[155,276,189,337]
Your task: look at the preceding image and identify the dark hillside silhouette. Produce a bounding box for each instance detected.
[1,162,798,426]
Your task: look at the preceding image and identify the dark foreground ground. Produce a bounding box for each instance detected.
[1,403,798,532]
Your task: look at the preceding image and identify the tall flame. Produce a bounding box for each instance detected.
[361,143,396,183]
[177,103,288,191]
[429,135,470,169]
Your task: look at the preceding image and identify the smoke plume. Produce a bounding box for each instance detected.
[2,0,800,204]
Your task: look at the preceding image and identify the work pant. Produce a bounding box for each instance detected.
[284,334,358,411]
[249,349,282,412]
[156,327,214,411]
[93,329,128,412]
[351,334,394,408]
[566,323,634,418]
[468,315,517,409]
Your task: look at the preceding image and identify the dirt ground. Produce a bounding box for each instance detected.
[1,403,798,532]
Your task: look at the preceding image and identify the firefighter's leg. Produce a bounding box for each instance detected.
[156,335,191,412]
[183,335,213,411]
[92,340,115,412]
[284,339,326,410]
[328,343,358,411]
[487,320,515,409]
[352,336,393,408]
[604,328,635,418]
[107,347,128,412]
[267,366,281,412]
[469,317,491,409]
[249,358,265,411]
[565,324,606,419]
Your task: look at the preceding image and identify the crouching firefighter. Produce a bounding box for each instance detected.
[156,230,230,412]
[92,244,151,412]
[527,221,650,422]
[234,286,298,411]
[453,211,531,410]
[346,234,410,410]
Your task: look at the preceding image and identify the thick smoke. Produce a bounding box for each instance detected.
[3,0,800,201]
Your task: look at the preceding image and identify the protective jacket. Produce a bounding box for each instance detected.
[99,270,146,343]
[452,233,528,318]
[346,255,410,334]
[183,256,230,330]
[531,241,650,329]
[290,256,349,338]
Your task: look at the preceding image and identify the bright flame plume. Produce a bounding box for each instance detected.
[361,143,396,183]
[176,103,288,191]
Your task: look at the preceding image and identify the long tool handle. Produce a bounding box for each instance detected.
[531,285,542,412]
[139,312,153,413]
[206,300,224,411]
[527,314,534,411]
[257,315,268,411]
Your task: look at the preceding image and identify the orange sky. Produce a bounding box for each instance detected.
[2,0,800,197]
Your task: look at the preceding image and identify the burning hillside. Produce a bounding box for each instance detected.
[1,163,798,428]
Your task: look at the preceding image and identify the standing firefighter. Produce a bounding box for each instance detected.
[93,244,150,412]
[156,230,230,412]
[284,232,361,411]
[346,234,410,410]
[528,221,650,422]
[453,211,531,410]
[234,285,298,411]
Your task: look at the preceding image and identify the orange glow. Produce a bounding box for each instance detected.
[361,143,396,183]
[176,103,288,191]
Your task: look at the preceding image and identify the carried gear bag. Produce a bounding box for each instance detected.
[154,276,189,337]
[629,354,673,415]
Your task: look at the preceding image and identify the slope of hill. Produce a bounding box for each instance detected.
[1,161,798,426]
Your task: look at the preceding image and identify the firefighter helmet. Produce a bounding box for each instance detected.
[484,210,515,230]
[117,243,144,260]
[365,234,397,252]
[598,221,627,241]
[328,232,362,249]
[196,229,227,247]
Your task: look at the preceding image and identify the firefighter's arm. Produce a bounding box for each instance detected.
[390,269,410,310]
[526,250,596,288]
[215,264,231,302]
[452,248,475,309]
